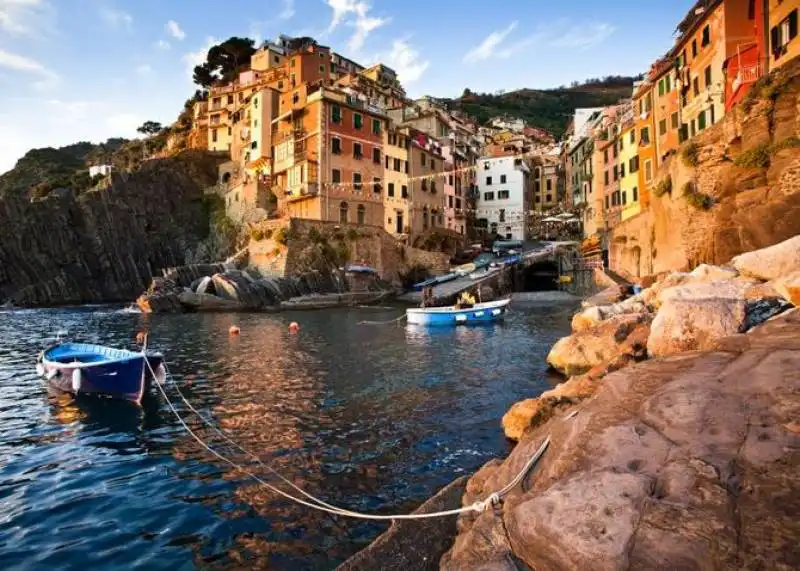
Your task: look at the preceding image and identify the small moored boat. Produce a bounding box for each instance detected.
[406,299,511,326]
[36,342,164,403]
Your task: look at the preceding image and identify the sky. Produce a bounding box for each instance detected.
[0,0,694,174]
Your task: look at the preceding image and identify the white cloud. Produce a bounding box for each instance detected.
[182,36,218,78]
[0,0,55,38]
[279,0,295,20]
[549,22,616,50]
[463,21,518,63]
[155,39,170,50]
[0,48,59,89]
[324,0,388,53]
[100,6,132,30]
[380,39,428,84]
[166,19,185,40]
[135,64,152,76]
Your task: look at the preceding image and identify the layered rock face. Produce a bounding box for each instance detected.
[0,151,223,306]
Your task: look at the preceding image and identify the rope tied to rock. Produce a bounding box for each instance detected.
[357,314,408,325]
[143,353,553,520]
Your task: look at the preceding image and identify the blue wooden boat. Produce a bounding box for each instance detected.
[434,273,458,285]
[412,276,440,291]
[406,299,511,326]
[36,342,165,403]
[345,263,377,274]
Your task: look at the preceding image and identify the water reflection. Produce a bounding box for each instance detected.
[0,301,578,570]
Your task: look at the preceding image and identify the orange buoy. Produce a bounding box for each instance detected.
[229,325,240,335]
[135,331,146,344]
[288,322,300,333]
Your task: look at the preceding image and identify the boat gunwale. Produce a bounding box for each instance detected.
[42,342,162,370]
[406,299,510,315]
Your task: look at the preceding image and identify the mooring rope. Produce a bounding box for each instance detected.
[356,314,407,325]
[143,356,551,520]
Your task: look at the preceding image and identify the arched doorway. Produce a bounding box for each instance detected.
[357,204,366,224]
[339,201,348,223]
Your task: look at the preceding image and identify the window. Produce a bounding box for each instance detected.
[621,163,626,178]
[500,174,507,183]
[430,159,436,170]
[693,77,700,97]
[331,104,342,123]
[372,119,381,134]
[388,182,395,197]
[357,205,365,225]
[330,62,335,73]
[372,148,381,164]
[702,25,710,47]
[613,165,618,180]
[633,187,639,202]
[671,112,679,129]
[498,190,510,199]
[659,119,667,136]
[483,161,490,170]
[612,144,618,158]
[546,179,552,191]
[401,185,408,198]
[227,95,233,105]
[332,169,341,183]
[486,176,492,185]
[604,171,609,185]
[404,161,409,174]
[422,179,428,191]
[690,119,696,137]
[385,156,389,168]
[319,65,325,73]
[499,209,506,222]
[332,137,341,155]
[546,194,552,202]
[483,191,494,201]
[373,177,381,193]
[353,142,362,159]
[665,74,671,92]
[644,159,653,183]
[421,153,426,166]
[705,66,712,89]
[448,175,454,186]
[354,113,363,130]
[630,130,635,144]
[692,39,697,57]
[641,127,650,145]
[431,181,437,193]
[448,196,453,208]
[658,78,665,97]
[339,201,348,223]
[605,195,610,209]
[353,173,362,191]
[212,128,218,142]
[292,92,299,105]
[535,196,541,203]
[622,191,627,205]
[698,109,707,131]
[393,158,401,171]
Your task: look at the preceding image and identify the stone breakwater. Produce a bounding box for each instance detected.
[340,234,800,571]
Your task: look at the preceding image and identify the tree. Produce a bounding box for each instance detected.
[461,88,473,98]
[192,37,256,88]
[137,121,163,137]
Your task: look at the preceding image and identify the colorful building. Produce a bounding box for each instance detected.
[725,0,768,109]
[651,56,680,165]
[407,129,445,233]
[633,79,656,211]
[382,126,411,235]
[767,1,799,71]
[618,117,640,222]
[475,155,531,241]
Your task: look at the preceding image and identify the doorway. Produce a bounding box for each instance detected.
[395,211,404,234]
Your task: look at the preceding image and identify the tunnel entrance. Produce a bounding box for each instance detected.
[520,261,560,291]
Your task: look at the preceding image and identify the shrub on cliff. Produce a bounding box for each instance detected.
[274,227,288,246]
[307,227,324,244]
[770,136,800,154]
[654,177,672,198]
[734,143,771,169]
[683,181,713,210]
[250,228,265,241]
[681,143,700,168]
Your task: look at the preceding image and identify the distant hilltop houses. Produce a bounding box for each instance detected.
[88,165,113,178]
[184,34,562,241]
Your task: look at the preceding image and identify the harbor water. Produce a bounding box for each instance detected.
[0,299,577,570]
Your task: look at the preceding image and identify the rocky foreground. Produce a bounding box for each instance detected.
[341,235,800,570]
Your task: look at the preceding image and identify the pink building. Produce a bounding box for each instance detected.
[441,144,466,234]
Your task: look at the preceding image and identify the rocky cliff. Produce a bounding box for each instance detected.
[611,59,800,280]
[0,151,225,306]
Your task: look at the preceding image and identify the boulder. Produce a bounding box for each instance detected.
[547,313,651,376]
[571,295,649,332]
[647,294,747,358]
[658,279,758,305]
[731,235,800,281]
[581,286,624,309]
[688,263,738,282]
[773,269,800,306]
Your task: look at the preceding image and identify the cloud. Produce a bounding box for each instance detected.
[549,22,616,49]
[324,0,388,53]
[135,64,152,76]
[100,6,132,30]
[249,0,295,45]
[155,39,170,50]
[0,48,59,89]
[279,0,295,20]
[0,0,56,38]
[380,39,429,84]
[182,36,218,78]
[166,19,185,40]
[463,21,518,63]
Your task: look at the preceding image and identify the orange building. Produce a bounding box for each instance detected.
[725,0,769,110]
[767,0,799,71]
[651,56,680,165]
[271,84,386,226]
[633,79,656,210]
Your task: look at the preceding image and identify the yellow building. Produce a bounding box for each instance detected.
[383,126,411,235]
[618,122,640,221]
[768,1,799,70]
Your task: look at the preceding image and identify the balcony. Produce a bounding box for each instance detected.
[284,182,320,202]
[732,64,762,94]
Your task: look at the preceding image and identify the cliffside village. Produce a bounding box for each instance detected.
[156,0,796,267]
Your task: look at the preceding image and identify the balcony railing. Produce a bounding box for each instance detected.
[732,64,762,94]
[284,182,319,202]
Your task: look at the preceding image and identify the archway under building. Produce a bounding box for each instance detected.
[520,261,560,291]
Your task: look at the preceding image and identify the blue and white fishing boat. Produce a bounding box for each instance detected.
[406,298,511,326]
[36,342,165,403]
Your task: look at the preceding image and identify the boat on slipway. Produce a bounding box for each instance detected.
[406,298,511,326]
[36,342,164,403]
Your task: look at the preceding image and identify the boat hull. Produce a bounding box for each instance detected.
[40,343,164,402]
[406,299,510,326]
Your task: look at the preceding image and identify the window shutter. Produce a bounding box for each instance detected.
[790,10,798,40]
[771,26,780,53]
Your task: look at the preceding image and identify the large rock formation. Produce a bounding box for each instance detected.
[0,151,225,306]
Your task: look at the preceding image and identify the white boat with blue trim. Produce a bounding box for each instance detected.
[406,298,510,326]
